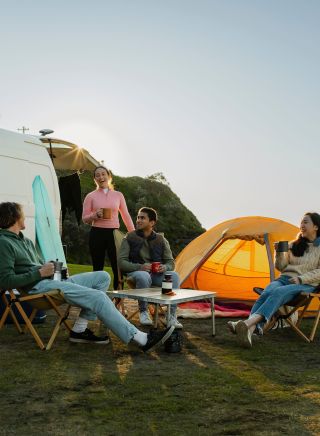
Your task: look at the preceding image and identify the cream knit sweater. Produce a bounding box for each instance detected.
[275,238,320,285]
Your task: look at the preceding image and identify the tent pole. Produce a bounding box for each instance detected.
[264,233,275,282]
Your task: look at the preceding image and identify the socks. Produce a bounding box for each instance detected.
[133,330,148,346]
[72,316,89,333]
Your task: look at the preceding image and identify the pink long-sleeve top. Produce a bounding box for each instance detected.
[82,189,135,231]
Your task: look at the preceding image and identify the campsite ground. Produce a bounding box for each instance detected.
[1,265,320,435]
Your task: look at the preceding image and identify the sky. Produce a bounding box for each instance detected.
[1,0,319,230]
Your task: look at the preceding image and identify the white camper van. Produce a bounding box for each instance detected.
[0,128,100,243]
[0,128,61,242]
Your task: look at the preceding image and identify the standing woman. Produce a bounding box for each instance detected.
[83,166,135,289]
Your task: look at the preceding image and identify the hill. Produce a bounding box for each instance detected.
[60,170,205,264]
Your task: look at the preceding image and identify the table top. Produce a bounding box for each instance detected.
[107,288,216,304]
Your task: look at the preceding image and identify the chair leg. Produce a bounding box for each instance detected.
[0,305,12,330]
[14,301,46,350]
[46,316,69,351]
[153,304,159,328]
[23,308,38,333]
[285,316,311,342]
[0,291,24,333]
[49,300,72,330]
[114,298,128,318]
[126,308,139,321]
[309,298,320,341]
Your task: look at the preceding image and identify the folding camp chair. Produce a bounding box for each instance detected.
[254,286,320,342]
[0,288,72,350]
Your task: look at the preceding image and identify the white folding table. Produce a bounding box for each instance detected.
[107,288,216,335]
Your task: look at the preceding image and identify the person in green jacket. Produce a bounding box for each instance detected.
[0,202,174,352]
[118,207,183,328]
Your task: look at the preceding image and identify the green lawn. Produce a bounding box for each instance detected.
[0,265,320,435]
[68,263,112,276]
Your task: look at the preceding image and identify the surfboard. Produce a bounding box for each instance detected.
[32,175,67,266]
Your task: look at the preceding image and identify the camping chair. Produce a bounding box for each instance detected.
[253,286,320,342]
[0,288,72,350]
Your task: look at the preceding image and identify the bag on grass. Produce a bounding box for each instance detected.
[164,330,183,353]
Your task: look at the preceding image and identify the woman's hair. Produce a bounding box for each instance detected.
[291,212,320,257]
[0,202,23,229]
[93,166,114,190]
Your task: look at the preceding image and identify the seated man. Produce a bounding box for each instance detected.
[0,202,174,352]
[118,206,183,328]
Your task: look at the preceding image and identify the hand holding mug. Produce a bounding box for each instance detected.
[39,262,55,278]
[140,263,152,272]
[158,264,167,273]
[274,241,289,252]
[95,208,103,219]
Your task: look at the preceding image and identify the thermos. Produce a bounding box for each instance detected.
[52,259,63,281]
[162,273,173,294]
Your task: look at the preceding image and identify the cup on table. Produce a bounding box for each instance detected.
[275,241,289,252]
[151,262,161,274]
[61,267,68,280]
[102,208,112,219]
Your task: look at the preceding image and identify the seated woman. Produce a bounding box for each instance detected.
[228,212,320,347]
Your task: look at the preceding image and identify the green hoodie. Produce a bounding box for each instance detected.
[0,229,43,290]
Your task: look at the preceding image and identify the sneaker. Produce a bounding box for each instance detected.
[227,320,239,334]
[69,328,110,344]
[141,326,175,353]
[165,314,183,329]
[139,311,153,326]
[235,321,252,348]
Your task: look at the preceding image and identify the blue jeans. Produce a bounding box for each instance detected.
[127,271,180,314]
[31,271,138,344]
[251,275,314,326]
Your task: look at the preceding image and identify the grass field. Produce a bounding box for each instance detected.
[1,265,320,435]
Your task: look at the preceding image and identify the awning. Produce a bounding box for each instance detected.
[39,137,100,171]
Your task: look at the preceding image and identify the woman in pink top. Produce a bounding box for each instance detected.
[82,166,135,289]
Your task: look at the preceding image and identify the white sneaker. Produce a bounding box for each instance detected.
[235,320,252,348]
[139,311,153,326]
[227,320,239,335]
[166,314,183,329]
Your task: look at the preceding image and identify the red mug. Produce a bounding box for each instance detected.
[151,262,161,273]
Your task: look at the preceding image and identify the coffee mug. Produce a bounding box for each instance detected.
[151,262,161,273]
[276,241,289,252]
[102,208,112,219]
[61,267,68,280]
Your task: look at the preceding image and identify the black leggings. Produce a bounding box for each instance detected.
[89,227,119,290]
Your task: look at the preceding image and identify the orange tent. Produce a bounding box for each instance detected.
[175,216,299,303]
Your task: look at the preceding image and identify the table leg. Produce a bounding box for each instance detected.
[154,304,159,329]
[167,304,171,326]
[211,297,215,336]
